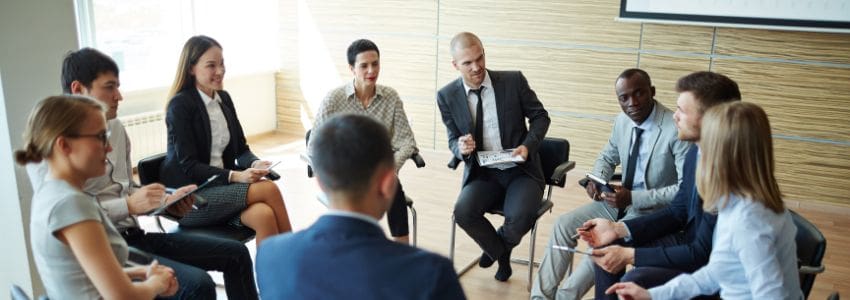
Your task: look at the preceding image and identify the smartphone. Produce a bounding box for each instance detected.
[585,173,614,193]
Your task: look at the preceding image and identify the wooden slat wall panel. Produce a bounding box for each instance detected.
[641,24,714,54]
[438,0,640,48]
[434,43,637,116]
[549,116,614,172]
[638,54,712,108]
[775,139,850,204]
[712,60,850,142]
[276,1,850,210]
[302,0,437,35]
[715,28,850,64]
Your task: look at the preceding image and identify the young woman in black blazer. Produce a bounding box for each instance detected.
[161,35,291,244]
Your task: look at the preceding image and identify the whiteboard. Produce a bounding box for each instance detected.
[619,0,850,33]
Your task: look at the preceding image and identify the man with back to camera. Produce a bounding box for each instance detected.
[437,31,551,281]
[256,114,465,299]
[577,71,742,299]
[531,68,691,299]
[27,48,259,299]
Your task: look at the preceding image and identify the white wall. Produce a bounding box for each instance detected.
[119,71,278,136]
[0,0,80,296]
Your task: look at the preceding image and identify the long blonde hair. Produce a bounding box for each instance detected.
[14,95,105,165]
[697,102,783,213]
[167,35,222,100]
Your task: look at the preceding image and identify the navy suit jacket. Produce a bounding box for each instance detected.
[161,88,258,187]
[624,145,718,272]
[436,70,550,186]
[256,215,466,300]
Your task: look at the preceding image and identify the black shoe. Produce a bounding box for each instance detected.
[495,248,513,281]
[478,252,496,268]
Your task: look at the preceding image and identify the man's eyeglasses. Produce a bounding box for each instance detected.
[66,131,111,147]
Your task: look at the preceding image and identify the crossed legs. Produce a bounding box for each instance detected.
[240,180,292,244]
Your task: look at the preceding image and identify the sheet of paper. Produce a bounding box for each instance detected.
[477,149,524,167]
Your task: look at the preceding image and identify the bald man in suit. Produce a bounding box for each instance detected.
[437,31,551,282]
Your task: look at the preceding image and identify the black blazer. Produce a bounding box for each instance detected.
[161,88,258,187]
[436,70,550,186]
[625,145,718,272]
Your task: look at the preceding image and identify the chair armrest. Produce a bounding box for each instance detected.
[799,265,825,274]
[447,157,461,170]
[551,161,576,185]
[411,152,426,168]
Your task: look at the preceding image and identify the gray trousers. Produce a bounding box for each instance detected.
[531,201,620,300]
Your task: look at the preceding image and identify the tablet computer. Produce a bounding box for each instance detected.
[146,174,218,215]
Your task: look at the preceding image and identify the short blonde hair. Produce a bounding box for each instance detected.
[450,32,483,57]
[697,102,783,213]
[14,95,105,165]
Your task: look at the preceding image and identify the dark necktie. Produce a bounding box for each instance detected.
[472,87,485,151]
[618,127,644,220]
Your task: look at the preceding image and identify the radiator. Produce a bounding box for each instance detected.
[119,111,167,166]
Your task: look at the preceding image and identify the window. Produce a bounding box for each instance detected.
[74,0,279,91]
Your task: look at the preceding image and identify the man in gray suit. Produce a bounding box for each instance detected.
[531,69,691,299]
[437,31,550,282]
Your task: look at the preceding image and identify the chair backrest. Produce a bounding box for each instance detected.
[137,153,167,185]
[538,137,569,187]
[10,284,31,300]
[790,210,827,299]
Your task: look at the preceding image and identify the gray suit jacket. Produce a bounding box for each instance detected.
[437,70,550,186]
[591,101,691,217]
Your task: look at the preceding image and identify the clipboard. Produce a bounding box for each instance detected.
[146,174,218,215]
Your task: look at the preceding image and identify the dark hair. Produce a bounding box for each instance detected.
[676,71,742,112]
[346,39,380,66]
[168,35,222,98]
[617,68,652,86]
[15,95,106,165]
[61,48,119,93]
[310,114,394,199]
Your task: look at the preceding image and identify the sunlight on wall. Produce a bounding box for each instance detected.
[297,0,342,130]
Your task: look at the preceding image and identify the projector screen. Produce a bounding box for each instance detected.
[619,0,850,33]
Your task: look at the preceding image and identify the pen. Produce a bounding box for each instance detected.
[571,223,596,240]
[552,245,598,256]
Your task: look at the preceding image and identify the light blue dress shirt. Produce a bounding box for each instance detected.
[649,193,803,299]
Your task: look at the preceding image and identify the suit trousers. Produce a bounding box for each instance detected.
[454,166,543,260]
[125,231,258,300]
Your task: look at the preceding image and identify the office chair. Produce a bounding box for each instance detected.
[137,153,256,243]
[304,130,425,246]
[447,137,576,291]
[790,210,827,299]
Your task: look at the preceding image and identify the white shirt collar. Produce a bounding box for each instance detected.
[197,88,221,106]
[633,101,659,131]
[344,80,384,99]
[324,209,382,229]
[462,70,493,96]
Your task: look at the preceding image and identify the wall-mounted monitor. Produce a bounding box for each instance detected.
[618,0,850,33]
